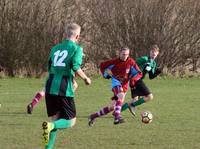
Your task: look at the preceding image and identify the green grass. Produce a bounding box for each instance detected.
[0,77,200,149]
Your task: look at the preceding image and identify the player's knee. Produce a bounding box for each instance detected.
[132,97,138,103]
[111,100,117,107]
[146,94,153,101]
[70,117,76,127]
[40,91,45,96]
[117,92,125,100]
[51,113,60,121]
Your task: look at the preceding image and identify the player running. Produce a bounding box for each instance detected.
[88,47,142,126]
[121,45,161,116]
[42,23,91,149]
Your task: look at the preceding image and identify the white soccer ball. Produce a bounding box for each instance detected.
[141,111,153,124]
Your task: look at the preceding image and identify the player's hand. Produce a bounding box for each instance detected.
[129,78,136,87]
[146,66,151,71]
[103,72,111,79]
[84,77,91,85]
[155,68,162,75]
[105,69,112,76]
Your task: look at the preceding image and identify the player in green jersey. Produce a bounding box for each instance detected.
[121,45,161,116]
[42,23,91,149]
[26,36,85,114]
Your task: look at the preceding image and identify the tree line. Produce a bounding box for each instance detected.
[0,0,199,77]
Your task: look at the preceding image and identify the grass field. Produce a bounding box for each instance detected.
[0,77,200,149]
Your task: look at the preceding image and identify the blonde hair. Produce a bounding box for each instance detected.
[150,44,160,52]
[65,23,81,38]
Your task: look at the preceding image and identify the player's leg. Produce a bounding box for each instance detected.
[42,93,57,147]
[121,96,138,112]
[27,90,45,114]
[130,93,153,106]
[88,103,114,127]
[121,79,152,113]
[51,95,77,130]
[43,115,76,149]
[42,114,58,149]
[129,80,153,116]
[121,96,138,117]
[43,94,76,148]
[112,86,126,124]
[126,93,153,118]
[143,93,153,102]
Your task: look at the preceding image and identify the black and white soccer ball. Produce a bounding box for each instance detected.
[141,111,153,124]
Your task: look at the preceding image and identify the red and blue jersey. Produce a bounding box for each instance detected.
[100,57,142,92]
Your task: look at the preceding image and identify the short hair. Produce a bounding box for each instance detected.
[150,44,160,52]
[120,47,130,51]
[65,23,81,38]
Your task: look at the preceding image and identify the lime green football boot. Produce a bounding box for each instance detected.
[42,121,54,145]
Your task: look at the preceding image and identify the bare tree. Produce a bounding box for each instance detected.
[0,0,199,76]
[83,0,200,73]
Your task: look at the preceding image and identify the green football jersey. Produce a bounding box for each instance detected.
[136,56,157,79]
[45,39,83,97]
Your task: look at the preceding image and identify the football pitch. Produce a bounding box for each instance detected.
[0,77,200,149]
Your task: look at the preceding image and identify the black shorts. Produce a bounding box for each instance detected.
[131,79,151,98]
[45,93,76,120]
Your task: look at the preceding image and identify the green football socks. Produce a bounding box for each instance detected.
[45,129,57,149]
[45,118,76,149]
[53,118,76,129]
[130,98,145,107]
[121,103,129,112]
[121,98,146,112]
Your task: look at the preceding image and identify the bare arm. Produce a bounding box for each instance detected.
[76,68,91,85]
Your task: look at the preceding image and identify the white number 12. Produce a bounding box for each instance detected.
[53,50,68,67]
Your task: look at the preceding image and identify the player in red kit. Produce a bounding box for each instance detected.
[88,47,142,126]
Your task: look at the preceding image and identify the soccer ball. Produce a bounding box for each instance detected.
[141,111,153,124]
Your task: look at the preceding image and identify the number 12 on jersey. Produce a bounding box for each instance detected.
[53,50,68,67]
